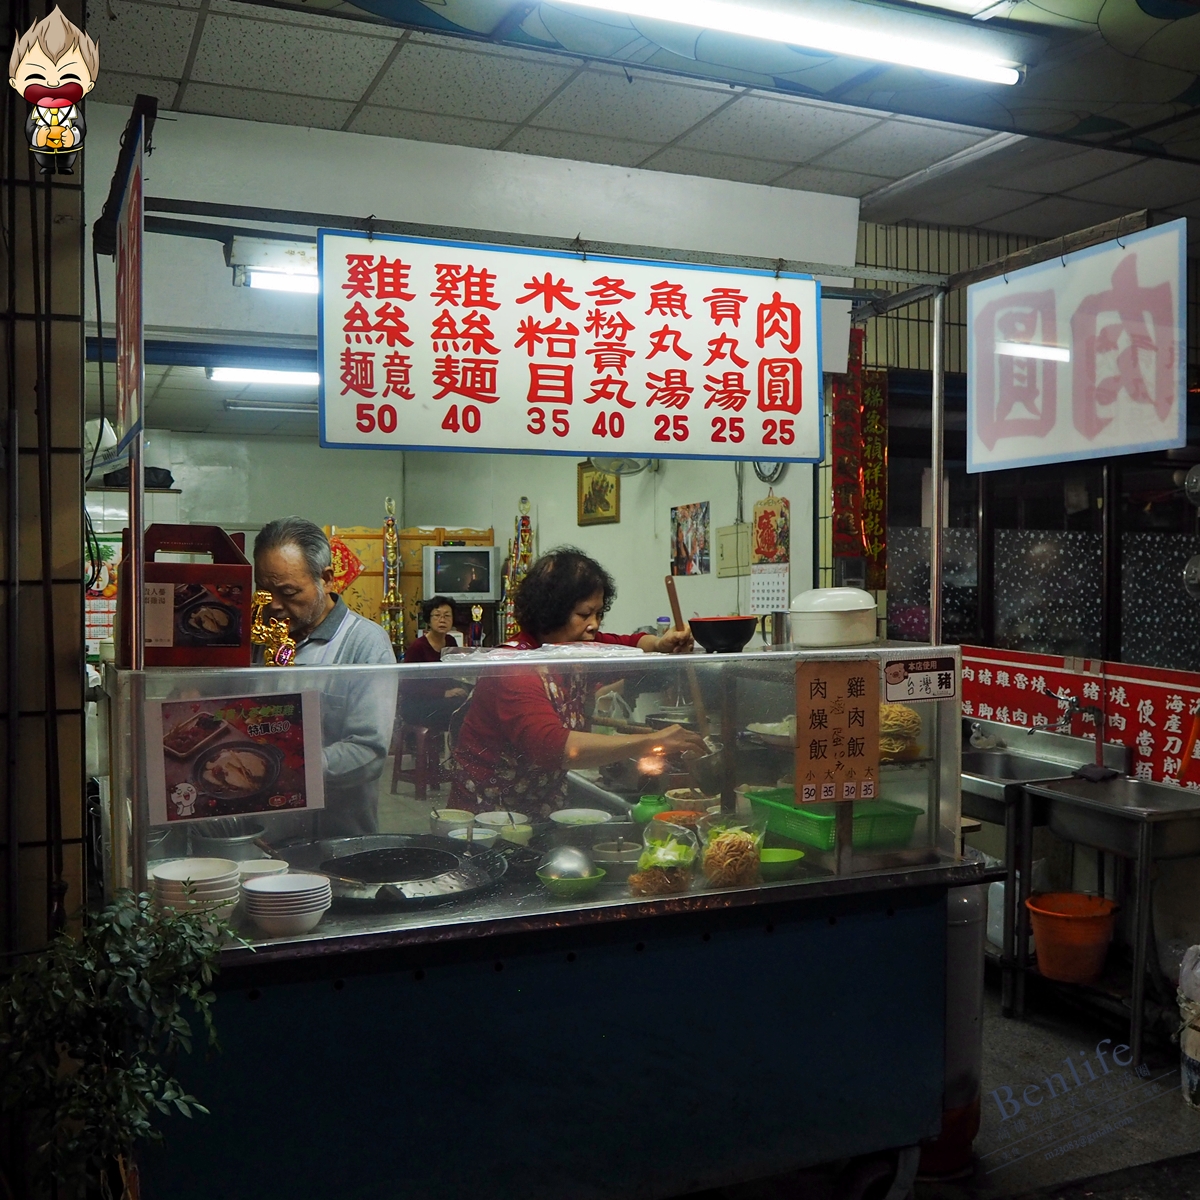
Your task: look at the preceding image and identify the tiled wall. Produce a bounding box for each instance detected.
[1,2,87,952]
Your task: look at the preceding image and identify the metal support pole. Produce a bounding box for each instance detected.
[929,290,947,646]
[1131,822,1153,1067]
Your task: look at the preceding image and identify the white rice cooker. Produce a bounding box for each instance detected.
[787,587,878,647]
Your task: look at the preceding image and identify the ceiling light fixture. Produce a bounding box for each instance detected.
[208,367,320,386]
[248,271,319,294]
[561,0,1025,84]
[224,400,319,414]
[995,342,1070,362]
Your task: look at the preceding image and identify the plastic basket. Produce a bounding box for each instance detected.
[745,788,922,852]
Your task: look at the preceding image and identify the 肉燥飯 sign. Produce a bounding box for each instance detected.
[318,231,823,461]
[967,219,1185,473]
[794,659,880,803]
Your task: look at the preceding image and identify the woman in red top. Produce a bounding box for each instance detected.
[401,595,468,729]
[448,548,702,816]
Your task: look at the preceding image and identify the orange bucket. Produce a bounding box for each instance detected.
[1025,892,1118,985]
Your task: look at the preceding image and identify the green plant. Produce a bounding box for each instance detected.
[0,890,236,1199]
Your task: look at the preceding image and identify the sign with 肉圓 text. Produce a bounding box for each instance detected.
[794,659,880,803]
[318,231,823,461]
[967,219,1185,472]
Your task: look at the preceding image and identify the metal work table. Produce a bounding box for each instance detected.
[1024,774,1200,1066]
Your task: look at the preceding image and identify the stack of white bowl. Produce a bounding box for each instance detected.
[241,873,332,936]
[151,858,240,914]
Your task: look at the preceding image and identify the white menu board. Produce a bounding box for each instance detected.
[318,231,823,462]
[967,219,1186,473]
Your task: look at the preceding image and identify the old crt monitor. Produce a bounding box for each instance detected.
[421,545,500,603]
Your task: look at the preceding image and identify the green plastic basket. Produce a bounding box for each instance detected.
[746,788,922,852]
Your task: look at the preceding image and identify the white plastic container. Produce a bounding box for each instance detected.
[788,588,877,647]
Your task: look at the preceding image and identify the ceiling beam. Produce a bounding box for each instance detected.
[946,208,1150,290]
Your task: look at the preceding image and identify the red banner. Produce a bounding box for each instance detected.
[962,645,1200,789]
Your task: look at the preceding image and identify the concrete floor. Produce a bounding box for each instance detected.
[380,766,1200,1199]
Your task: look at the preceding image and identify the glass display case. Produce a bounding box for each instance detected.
[100,643,964,952]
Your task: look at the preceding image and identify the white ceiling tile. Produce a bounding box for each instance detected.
[90,70,179,110]
[207,0,390,35]
[679,96,882,163]
[642,147,793,186]
[504,127,658,167]
[90,0,198,76]
[531,69,732,143]
[979,195,1130,239]
[813,120,988,177]
[348,106,516,148]
[369,42,577,123]
[190,13,395,99]
[971,145,1139,195]
[1065,158,1200,210]
[773,165,892,198]
[183,83,356,130]
[904,186,1041,228]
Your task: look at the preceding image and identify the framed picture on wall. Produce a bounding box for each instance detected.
[577,461,620,526]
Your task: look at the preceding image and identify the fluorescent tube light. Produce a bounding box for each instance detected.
[209,368,320,386]
[224,400,319,415]
[248,271,319,294]
[560,0,1023,84]
[995,342,1070,363]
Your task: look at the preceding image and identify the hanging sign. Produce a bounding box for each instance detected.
[113,116,144,453]
[794,659,880,803]
[967,219,1185,473]
[318,231,823,461]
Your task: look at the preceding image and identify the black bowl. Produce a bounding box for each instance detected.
[689,616,758,653]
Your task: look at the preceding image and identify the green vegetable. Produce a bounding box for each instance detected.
[637,836,696,871]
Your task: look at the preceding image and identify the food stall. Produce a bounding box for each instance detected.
[100,639,987,1200]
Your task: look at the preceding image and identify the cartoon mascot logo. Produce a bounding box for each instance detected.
[9,7,99,177]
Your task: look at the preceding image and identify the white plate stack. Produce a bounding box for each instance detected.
[151,858,241,915]
[242,873,332,936]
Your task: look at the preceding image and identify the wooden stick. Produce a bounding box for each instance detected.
[664,575,710,739]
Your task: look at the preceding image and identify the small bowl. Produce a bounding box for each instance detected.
[664,788,718,812]
[590,841,641,883]
[549,808,613,827]
[537,866,607,899]
[250,908,328,937]
[759,848,805,881]
[237,859,289,880]
[688,616,758,654]
[448,826,500,847]
[475,810,530,829]
[498,824,533,846]
[430,808,476,836]
[151,858,240,884]
[652,810,705,829]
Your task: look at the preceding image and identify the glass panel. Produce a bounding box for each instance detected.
[994,529,1102,656]
[1122,532,1200,671]
[101,646,962,948]
[885,527,977,644]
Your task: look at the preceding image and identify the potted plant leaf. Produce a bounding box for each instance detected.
[0,890,238,1199]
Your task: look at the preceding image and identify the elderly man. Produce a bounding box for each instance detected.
[254,517,396,837]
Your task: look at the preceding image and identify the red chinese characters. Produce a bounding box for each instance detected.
[340,254,416,400]
[1071,254,1176,440]
[974,290,1058,450]
[703,371,749,411]
[582,277,637,409]
[753,291,804,414]
[429,261,501,406]
[758,358,802,414]
[646,369,692,409]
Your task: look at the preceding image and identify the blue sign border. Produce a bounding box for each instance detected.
[317,228,825,464]
[966,218,1187,474]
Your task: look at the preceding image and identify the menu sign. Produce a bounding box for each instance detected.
[318,231,822,462]
[794,660,880,803]
[147,692,325,824]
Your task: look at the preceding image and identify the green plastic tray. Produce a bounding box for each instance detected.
[746,788,922,852]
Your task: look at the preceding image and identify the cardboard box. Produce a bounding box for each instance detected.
[118,524,253,667]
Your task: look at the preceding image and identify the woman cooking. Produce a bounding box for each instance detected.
[448,548,704,816]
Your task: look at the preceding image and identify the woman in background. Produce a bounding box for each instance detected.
[401,595,468,729]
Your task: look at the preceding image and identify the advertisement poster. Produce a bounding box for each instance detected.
[85,534,122,658]
[671,501,710,576]
[318,230,823,463]
[147,691,324,824]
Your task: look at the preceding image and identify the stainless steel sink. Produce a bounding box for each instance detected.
[1024,775,1200,859]
[961,749,1075,783]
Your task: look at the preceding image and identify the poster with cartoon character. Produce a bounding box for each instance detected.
[146,691,324,824]
[9,7,98,177]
